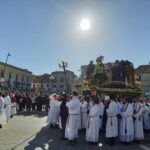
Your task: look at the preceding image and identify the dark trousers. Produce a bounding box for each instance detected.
[22,102,25,109]
[19,103,23,110]
[26,104,31,111]
[107,137,116,145]
[37,103,42,111]
[32,103,36,110]
[45,104,49,112]
[61,115,68,138]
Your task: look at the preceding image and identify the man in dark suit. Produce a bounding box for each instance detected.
[36,93,42,111]
[60,92,68,140]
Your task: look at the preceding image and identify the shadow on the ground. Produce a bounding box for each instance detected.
[24,126,144,150]
[15,111,48,118]
[24,126,99,150]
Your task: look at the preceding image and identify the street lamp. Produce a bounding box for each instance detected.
[3,52,11,78]
[59,60,68,93]
[0,52,11,89]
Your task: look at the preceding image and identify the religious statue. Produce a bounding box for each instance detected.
[86,60,95,80]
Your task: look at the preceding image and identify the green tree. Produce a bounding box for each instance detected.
[92,56,107,86]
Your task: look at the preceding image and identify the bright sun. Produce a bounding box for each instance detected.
[80,18,90,31]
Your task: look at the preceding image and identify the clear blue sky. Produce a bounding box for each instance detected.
[0,0,150,76]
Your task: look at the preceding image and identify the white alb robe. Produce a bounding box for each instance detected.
[10,94,17,115]
[4,96,12,121]
[65,97,80,140]
[99,102,104,129]
[86,104,100,142]
[88,101,93,112]
[47,98,59,125]
[11,103,17,116]
[133,102,144,140]
[106,101,118,138]
[117,102,123,115]
[143,103,150,130]
[119,103,134,142]
[58,101,62,129]
[78,106,82,130]
[0,96,7,125]
[80,101,88,129]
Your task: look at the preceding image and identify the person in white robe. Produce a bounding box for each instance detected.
[10,93,17,116]
[31,94,36,111]
[78,96,82,130]
[132,98,144,144]
[4,92,12,122]
[47,93,60,127]
[80,97,88,129]
[99,98,104,130]
[116,98,123,131]
[119,97,134,143]
[58,100,62,130]
[86,97,100,144]
[116,98,123,117]
[65,96,72,139]
[0,92,7,128]
[88,98,93,111]
[65,91,80,145]
[143,98,150,131]
[105,95,118,145]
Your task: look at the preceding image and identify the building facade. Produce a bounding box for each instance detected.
[0,61,32,90]
[136,64,150,96]
[31,70,76,94]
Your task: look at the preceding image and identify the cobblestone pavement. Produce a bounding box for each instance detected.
[0,112,150,150]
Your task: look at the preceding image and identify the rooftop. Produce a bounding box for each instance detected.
[136,64,150,74]
[0,61,32,74]
[32,70,76,83]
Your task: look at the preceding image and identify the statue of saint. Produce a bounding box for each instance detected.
[86,60,95,79]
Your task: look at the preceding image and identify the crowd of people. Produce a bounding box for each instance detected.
[0,91,50,128]
[0,90,150,146]
[46,91,150,145]
[15,92,50,112]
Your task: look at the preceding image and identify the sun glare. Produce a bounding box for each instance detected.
[80,18,90,31]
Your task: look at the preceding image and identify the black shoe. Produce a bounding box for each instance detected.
[124,142,130,145]
[136,140,141,145]
[109,141,116,146]
[144,129,150,133]
[53,124,58,128]
[50,124,54,128]
[0,124,2,128]
[60,137,67,141]
[65,140,75,145]
[74,139,78,144]
[94,142,98,145]
[88,141,97,145]
[87,142,92,145]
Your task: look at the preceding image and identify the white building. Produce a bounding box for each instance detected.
[0,61,32,91]
[136,64,150,96]
[31,71,76,94]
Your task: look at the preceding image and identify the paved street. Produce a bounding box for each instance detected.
[0,112,150,150]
